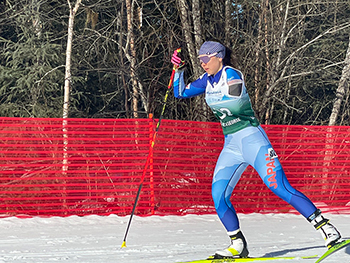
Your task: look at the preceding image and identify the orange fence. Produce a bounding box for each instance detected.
[0,117,349,217]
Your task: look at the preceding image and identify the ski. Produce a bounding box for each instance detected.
[180,255,318,263]
[315,239,350,263]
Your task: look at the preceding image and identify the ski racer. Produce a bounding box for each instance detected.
[170,40,342,259]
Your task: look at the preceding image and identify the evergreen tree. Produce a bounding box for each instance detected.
[0,0,65,117]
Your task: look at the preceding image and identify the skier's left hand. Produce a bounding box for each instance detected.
[171,49,184,69]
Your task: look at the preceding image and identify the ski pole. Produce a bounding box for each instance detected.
[121,49,181,248]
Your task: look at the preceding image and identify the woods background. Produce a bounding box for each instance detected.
[0,0,350,126]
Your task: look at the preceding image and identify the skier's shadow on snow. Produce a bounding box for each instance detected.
[262,237,350,258]
[262,246,323,258]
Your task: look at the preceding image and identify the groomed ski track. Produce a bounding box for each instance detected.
[0,213,349,263]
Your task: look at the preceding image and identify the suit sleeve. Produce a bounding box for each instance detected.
[173,69,207,98]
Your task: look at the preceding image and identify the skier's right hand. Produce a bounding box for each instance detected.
[171,49,184,68]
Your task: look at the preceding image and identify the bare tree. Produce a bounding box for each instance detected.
[62,0,81,208]
[253,0,264,109]
[63,0,82,119]
[192,0,202,51]
[125,0,139,118]
[328,34,350,126]
[252,1,350,125]
[176,0,201,77]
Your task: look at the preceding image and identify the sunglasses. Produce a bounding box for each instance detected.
[198,52,218,64]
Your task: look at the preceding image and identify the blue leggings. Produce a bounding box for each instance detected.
[212,126,317,232]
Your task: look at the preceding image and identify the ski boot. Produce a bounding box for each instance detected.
[308,209,341,249]
[214,229,249,259]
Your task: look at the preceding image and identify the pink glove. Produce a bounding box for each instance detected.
[171,49,183,67]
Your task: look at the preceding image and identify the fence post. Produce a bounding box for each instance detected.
[149,113,155,215]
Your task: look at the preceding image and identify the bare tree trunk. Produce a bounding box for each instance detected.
[192,0,202,51]
[62,0,81,215]
[117,3,129,118]
[263,0,271,124]
[264,0,291,124]
[224,0,231,46]
[328,34,350,126]
[324,35,350,193]
[274,0,289,81]
[63,0,81,119]
[191,0,207,120]
[126,0,139,118]
[254,0,264,110]
[176,0,201,78]
[177,0,206,121]
[340,90,350,125]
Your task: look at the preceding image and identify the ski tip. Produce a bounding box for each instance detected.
[121,241,127,248]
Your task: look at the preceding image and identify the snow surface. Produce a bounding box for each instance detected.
[0,213,349,263]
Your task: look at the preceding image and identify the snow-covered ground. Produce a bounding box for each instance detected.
[0,213,348,263]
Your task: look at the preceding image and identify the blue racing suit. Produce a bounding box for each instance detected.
[173,66,317,232]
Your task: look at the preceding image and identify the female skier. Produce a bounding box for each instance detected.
[170,41,341,259]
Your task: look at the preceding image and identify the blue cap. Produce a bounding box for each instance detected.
[198,41,226,59]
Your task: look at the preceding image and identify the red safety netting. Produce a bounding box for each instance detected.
[0,117,349,218]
